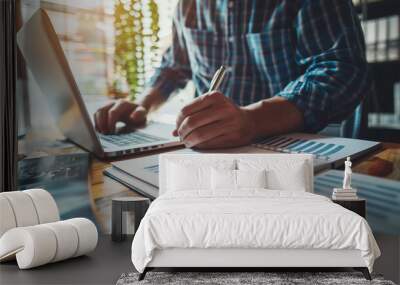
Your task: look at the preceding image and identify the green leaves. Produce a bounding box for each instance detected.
[113,0,160,101]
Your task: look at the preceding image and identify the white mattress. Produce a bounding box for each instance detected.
[131,191,380,273]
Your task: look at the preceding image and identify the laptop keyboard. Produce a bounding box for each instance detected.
[98,131,165,147]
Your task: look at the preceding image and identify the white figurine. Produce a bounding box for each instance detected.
[342,157,352,190]
[332,157,358,200]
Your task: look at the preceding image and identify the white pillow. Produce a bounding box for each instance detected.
[168,162,209,191]
[238,158,310,191]
[211,169,267,190]
[211,168,236,190]
[167,160,235,192]
[236,169,267,188]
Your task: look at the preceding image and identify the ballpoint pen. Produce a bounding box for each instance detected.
[208,65,227,92]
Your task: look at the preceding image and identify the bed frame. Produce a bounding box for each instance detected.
[137,154,372,281]
[138,248,371,280]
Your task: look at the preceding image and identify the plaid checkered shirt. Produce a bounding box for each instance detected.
[147,0,369,132]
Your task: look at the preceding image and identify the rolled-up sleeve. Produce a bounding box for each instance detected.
[146,7,192,100]
[277,0,369,132]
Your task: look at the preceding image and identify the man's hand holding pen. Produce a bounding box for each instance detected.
[173,91,255,149]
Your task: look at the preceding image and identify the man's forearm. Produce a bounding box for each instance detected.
[243,96,304,140]
[137,88,167,113]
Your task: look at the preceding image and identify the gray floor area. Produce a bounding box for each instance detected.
[0,235,133,285]
[1,234,399,284]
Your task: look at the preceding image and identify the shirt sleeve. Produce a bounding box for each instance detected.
[146,6,192,100]
[276,0,370,132]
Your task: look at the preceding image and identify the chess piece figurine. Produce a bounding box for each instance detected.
[343,157,352,189]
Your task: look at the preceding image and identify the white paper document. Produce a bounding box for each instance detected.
[109,133,381,191]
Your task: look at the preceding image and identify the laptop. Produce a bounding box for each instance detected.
[17,9,182,158]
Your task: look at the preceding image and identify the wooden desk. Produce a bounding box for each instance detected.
[90,141,400,202]
[18,127,400,233]
[90,141,400,230]
[353,143,400,179]
[15,132,400,284]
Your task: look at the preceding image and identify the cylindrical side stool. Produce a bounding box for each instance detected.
[112,197,150,242]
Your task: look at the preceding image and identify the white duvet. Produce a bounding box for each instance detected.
[131,190,380,273]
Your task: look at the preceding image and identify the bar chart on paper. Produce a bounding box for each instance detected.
[252,133,381,171]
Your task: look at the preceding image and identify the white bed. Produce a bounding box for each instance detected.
[131,154,380,280]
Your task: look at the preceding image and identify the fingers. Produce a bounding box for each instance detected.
[176,100,255,149]
[94,102,114,133]
[177,105,229,140]
[173,91,225,136]
[107,100,136,133]
[129,106,147,126]
[173,91,254,148]
[183,120,236,148]
[94,99,141,134]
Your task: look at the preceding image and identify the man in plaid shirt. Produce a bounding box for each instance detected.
[95,0,368,149]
